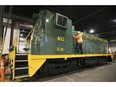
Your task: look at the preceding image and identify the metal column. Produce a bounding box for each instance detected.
[0,6,4,58]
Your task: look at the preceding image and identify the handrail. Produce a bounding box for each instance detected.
[25,28,33,40]
[13,35,18,52]
[24,27,34,47]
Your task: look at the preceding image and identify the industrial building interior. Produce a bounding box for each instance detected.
[0,6,116,82]
[4,6,116,50]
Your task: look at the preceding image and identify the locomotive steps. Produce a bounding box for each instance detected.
[14,54,29,79]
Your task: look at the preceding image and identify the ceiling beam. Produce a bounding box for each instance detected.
[4,13,33,24]
[73,7,109,24]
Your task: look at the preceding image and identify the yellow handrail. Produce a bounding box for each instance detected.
[24,27,34,47]
[12,34,18,53]
[25,28,33,40]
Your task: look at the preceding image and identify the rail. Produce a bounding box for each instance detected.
[25,28,33,40]
[24,27,34,51]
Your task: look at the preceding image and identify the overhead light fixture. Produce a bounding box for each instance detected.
[20,34,23,37]
[113,19,116,22]
[89,29,95,34]
[46,19,49,23]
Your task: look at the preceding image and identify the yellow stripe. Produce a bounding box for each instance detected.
[28,53,113,77]
[28,54,113,60]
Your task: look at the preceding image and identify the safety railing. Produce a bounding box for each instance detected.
[24,28,33,48]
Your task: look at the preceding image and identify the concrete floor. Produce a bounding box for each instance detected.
[28,62,116,82]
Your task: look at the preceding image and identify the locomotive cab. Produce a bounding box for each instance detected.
[29,10,74,55]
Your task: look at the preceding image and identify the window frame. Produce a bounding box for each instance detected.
[55,13,68,29]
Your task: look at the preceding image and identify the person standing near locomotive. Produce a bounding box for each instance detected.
[73,31,83,54]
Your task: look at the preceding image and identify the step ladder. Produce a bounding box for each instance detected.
[14,54,29,79]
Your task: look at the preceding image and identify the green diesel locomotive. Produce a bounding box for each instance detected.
[8,9,113,80]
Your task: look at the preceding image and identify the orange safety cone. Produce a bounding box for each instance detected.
[0,59,4,82]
